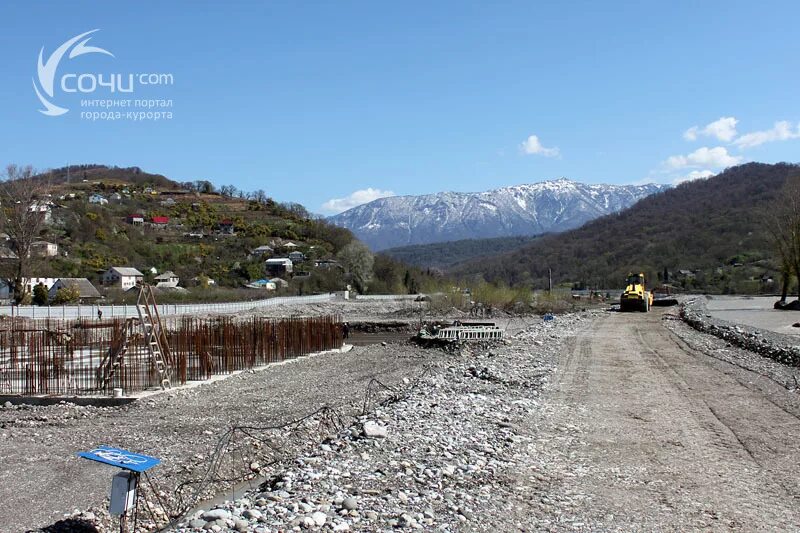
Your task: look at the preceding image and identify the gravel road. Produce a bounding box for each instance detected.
[526,308,800,531]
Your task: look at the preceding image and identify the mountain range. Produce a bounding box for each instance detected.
[451,163,798,292]
[328,179,669,250]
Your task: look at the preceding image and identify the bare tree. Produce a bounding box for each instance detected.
[766,175,800,303]
[337,241,374,294]
[0,165,51,303]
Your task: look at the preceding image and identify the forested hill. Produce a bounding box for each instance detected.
[452,163,800,292]
[382,235,541,270]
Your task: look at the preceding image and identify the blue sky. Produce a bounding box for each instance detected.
[2,1,799,214]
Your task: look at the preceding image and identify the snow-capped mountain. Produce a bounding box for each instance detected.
[328,179,669,250]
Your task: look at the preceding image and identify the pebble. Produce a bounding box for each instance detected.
[362,421,388,438]
[341,497,357,511]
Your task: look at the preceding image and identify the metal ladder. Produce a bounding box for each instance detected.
[136,284,172,390]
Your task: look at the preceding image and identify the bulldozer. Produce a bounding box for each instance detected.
[619,272,653,312]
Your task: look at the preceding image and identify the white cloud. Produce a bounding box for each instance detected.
[733,120,800,148]
[673,169,714,185]
[666,146,743,169]
[321,188,395,214]
[683,116,738,142]
[520,135,559,157]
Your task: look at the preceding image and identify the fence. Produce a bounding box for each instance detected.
[354,294,423,301]
[0,293,336,320]
[0,314,342,397]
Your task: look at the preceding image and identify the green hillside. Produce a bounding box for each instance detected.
[3,165,442,302]
[453,163,799,294]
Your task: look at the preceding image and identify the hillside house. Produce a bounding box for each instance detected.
[265,258,293,276]
[250,245,274,257]
[154,271,179,288]
[30,241,58,257]
[23,277,58,293]
[126,214,144,225]
[48,278,102,303]
[246,279,277,290]
[150,216,169,228]
[314,259,341,269]
[110,192,123,201]
[29,201,53,223]
[0,279,10,302]
[0,246,19,260]
[160,197,176,207]
[288,251,306,263]
[89,194,108,205]
[283,241,298,249]
[218,220,235,235]
[269,277,289,289]
[102,267,144,290]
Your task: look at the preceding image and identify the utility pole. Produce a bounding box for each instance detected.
[548,268,552,293]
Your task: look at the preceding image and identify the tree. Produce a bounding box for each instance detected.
[52,283,80,304]
[0,165,51,303]
[32,282,48,306]
[766,175,800,302]
[337,241,374,293]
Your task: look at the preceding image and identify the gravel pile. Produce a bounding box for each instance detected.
[169,313,590,532]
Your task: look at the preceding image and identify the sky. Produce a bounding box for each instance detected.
[1,1,799,214]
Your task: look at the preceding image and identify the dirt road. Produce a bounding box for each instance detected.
[527,309,800,531]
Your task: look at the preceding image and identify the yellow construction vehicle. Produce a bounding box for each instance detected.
[619,272,653,312]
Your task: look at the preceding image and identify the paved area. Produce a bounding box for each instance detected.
[705,295,800,336]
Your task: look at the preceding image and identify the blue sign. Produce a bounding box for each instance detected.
[78,445,160,473]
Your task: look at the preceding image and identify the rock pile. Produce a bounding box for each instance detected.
[172,313,589,532]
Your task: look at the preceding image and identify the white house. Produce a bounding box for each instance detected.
[265,258,293,275]
[102,267,144,290]
[29,201,53,223]
[24,277,58,293]
[154,271,180,288]
[89,194,108,205]
[31,240,58,257]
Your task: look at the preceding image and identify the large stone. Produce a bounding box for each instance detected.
[341,497,357,511]
[243,509,262,520]
[202,509,231,521]
[188,518,206,529]
[362,421,387,438]
[311,511,327,526]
